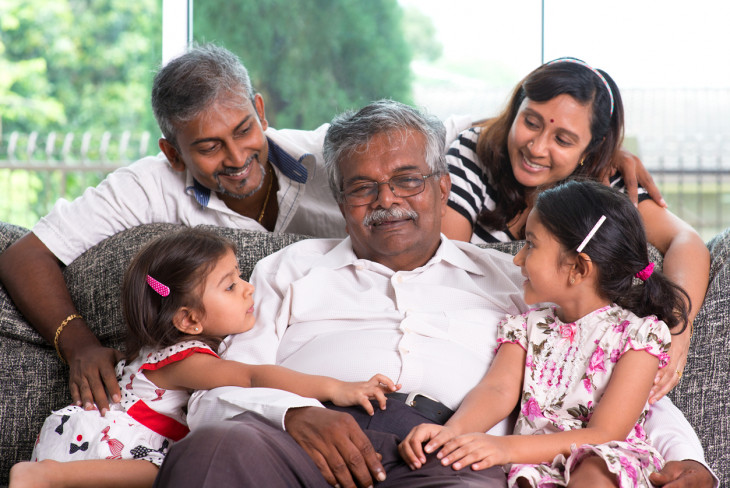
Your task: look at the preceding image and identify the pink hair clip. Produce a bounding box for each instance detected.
[635,262,655,282]
[146,275,170,297]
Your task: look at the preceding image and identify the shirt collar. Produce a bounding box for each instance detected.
[268,136,309,183]
[315,234,487,276]
[185,174,211,207]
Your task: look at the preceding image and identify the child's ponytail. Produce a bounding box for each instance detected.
[615,260,690,332]
[535,178,690,332]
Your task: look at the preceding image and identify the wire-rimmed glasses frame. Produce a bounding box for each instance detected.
[340,172,441,206]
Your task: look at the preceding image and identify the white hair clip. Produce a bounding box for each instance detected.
[576,215,606,253]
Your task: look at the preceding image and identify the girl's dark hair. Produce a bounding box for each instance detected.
[476,58,625,235]
[534,179,689,332]
[122,228,237,359]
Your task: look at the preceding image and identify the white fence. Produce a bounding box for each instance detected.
[1,127,728,241]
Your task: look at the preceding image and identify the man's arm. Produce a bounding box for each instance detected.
[0,233,122,412]
[646,397,718,487]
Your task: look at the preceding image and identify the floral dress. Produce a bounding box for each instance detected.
[498,304,671,488]
[31,340,218,466]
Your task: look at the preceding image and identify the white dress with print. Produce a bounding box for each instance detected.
[498,304,671,488]
[31,340,218,466]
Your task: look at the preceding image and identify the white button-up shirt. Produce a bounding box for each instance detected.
[33,126,346,265]
[187,236,527,432]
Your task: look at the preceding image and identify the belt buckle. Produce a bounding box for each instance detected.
[405,391,437,407]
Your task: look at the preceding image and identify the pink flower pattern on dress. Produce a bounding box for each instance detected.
[588,347,606,374]
[610,348,621,363]
[559,324,576,343]
[521,396,544,422]
[499,304,670,487]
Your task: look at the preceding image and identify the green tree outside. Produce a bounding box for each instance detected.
[194,0,414,129]
[0,0,434,227]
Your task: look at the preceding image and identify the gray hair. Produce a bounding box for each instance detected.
[151,44,255,147]
[323,99,447,202]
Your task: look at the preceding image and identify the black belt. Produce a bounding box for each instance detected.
[387,392,454,425]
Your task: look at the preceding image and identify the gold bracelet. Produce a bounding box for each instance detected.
[54,314,83,363]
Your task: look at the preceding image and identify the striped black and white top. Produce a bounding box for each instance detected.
[447,127,650,244]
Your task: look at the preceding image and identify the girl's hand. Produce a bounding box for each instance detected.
[330,374,400,414]
[398,424,460,470]
[437,433,509,471]
[650,328,690,403]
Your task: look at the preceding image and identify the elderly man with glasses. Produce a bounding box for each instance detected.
[154,100,714,488]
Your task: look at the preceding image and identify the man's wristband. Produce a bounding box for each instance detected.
[54,314,83,363]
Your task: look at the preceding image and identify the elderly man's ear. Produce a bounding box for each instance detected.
[438,173,451,216]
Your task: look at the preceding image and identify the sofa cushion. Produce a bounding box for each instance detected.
[4,221,726,485]
[668,227,730,478]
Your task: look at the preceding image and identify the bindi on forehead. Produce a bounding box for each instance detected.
[550,119,554,123]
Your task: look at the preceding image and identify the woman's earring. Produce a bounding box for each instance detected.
[569,277,575,285]
[194,327,199,332]
[578,156,585,167]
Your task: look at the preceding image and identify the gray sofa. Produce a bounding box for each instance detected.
[1,221,728,485]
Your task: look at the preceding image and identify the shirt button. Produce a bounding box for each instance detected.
[355,265,364,271]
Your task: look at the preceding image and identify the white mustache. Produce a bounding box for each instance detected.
[363,207,418,227]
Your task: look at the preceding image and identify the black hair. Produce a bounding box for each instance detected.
[534,179,689,331]
[476,58,624,235]
[122,227,237,359]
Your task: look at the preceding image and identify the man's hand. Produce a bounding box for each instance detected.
[66,343,123,415]
[285,406,386,488]
[606,149,667,208]
[649,460,714,487]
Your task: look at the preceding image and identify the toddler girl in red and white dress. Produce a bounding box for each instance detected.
[11,228,398,488]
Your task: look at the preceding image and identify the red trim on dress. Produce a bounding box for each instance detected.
[127,401,190,441]
[139,347,220,371]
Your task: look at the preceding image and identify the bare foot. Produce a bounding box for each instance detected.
[9,460,59,488]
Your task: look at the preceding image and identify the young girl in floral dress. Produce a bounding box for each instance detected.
[400,179,690,487]
[10,228,398,488]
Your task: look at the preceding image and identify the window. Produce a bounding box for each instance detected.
[2,0,728,238]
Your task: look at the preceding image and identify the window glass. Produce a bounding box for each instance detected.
[0,0,162,227]
[542,0,730,239]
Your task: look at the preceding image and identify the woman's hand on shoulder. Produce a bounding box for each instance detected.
[609,149,666,208]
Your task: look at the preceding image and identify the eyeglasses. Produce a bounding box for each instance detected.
[340,172,440,206]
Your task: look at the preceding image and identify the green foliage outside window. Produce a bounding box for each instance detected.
[194,0,414,130]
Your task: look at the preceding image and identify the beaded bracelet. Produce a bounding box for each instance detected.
[54,314,83,363]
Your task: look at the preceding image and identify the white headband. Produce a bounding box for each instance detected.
[546,57,615,117]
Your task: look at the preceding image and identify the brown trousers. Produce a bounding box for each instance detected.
[154,399,507,487]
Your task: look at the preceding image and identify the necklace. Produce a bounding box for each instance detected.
[258,163,273,224]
